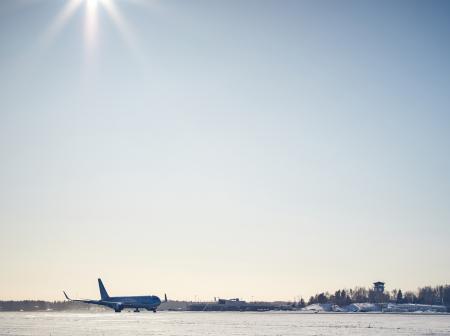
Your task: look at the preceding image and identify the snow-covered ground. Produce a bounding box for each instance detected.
[303,303,447,313]
[0,311,449,336]
[384,303,447,313]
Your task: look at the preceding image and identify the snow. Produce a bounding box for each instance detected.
[303,303,447,313]
[303,303,380,312]
[303,303,332,311]
[384,303,447,313]
[1,311,449,336]
[345,303,380,312]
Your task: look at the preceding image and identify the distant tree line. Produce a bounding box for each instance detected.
[0,300,190,312]
[0,300,90,312]
[292,284,450,308]
[3,285,450,311]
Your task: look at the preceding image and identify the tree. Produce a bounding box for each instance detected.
[443,286,450,306]
[368,290,376,303]
[391,289,398,302]
[418,286,434,305]
[351,287,369,303]
[403,291,417,304]
[396,290,403,304]
[342,290,352,306]
[317,293,328,304]
[298,298,305,308]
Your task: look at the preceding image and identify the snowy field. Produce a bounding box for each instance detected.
[0,311,449,336]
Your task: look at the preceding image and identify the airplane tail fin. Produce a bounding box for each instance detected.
[98,278,110,300]
[164,293,168,302]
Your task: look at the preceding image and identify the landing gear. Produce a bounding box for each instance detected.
[134,308,140,313]
[152,309,157,313]
[114,309,122,313]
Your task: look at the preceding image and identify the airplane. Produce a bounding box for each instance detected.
[63,278,167,313]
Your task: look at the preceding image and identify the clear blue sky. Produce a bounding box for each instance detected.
[0,0,449,301]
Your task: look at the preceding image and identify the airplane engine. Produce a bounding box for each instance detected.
[113,303,123,313]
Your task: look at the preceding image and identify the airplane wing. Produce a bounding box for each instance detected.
[99,301,124,306]
[63,291,100,304]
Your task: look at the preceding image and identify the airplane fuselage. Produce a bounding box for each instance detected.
[96,295,161,312]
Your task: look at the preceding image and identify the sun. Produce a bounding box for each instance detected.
[43,0,141,60]
[87,0,99,10]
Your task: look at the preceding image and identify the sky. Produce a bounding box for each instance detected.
[0,0,449,302]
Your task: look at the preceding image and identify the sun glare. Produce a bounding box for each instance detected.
[43,0,142,62]
[87,0,99,10]
[84,0,99,58]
